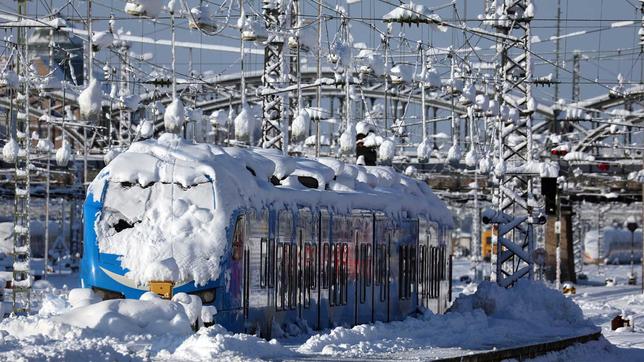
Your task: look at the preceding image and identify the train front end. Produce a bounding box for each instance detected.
[80,176,221,306]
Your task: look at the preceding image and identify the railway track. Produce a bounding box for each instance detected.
[437,330,602,362]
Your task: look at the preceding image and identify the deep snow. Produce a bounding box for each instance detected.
[0,259,624,361]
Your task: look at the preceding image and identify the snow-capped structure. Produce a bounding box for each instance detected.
[291,109,310,141]
[2,138,19,163]
[234,104,255,143]
[86,133,453,286]
[378,138,396,163]
[78,79,103,120]
[55,140,72,167]
[124,0,164,18]
[382,2,447,32]
[164,98,184,134]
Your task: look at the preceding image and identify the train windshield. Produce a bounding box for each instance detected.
[100,181,215,239]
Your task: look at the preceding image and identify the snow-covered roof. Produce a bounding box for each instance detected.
[88,133,453,286]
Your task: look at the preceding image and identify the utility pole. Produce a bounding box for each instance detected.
[315,0,322,157]
[12,0,32,315]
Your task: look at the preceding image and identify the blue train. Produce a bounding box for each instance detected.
[81,134,454,338]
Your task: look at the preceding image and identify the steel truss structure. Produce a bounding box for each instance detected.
[489,0,540,287]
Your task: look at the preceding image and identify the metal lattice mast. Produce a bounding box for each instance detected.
[490,0,538,287]
[12,0,32,314]
[261,0,288,152]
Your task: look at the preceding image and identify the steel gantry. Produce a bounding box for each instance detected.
[261,0,289,152]
[487,0,542,287]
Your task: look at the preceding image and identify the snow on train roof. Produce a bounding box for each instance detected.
[88,133,453,286]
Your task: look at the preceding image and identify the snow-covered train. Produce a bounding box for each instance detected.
[81,133,454,337]
[583,226,642,264]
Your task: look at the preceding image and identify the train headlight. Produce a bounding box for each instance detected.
[192,288,216,304]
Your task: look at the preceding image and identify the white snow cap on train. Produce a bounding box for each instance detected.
[88,133,453,287]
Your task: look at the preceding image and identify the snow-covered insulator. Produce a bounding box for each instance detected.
[138,120,155,139]
[390,64,413,85]
[474,94,489,112]
[486,99,499,117]
[124,0,163,18]
[92,31,114,52]
[78,79,104,121]
[189,6,218,33]
[446,143,461,165]
[36,138,54,153]
[378,138,396,163]
[240,15,268,42]
[234,104,254,143]
[478,157,492,174]
[465,148,478,168]
[417,139,431,162]
[55,140,72,167]
[104,147,121,165]
[2,138,19,163]
[291,109,311,142]
[164,97,185,134]
[459,82,475,105]
[339,127,356,155]
[423,66,442,89]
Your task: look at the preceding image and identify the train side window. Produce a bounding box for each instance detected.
[276,243,284,310]
[410,246,416,295]
[260,237,267,288]
[439,245,446,281]
[322,243,330,289]
[359,243,366,304]
[232,216,245,261]
[398,245,405,300]
[366,244,372,287]
[341,243,348,305]
[331,243,339,306]
[289,243,296,310]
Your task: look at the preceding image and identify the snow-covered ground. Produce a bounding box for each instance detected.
[1,260,643,361]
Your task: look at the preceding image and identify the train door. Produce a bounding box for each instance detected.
[373,213,391,322]
[328,214,352,327]
[245,209,271,336]
[438,224,451,313]
[274,209,295,333]
[223,213,245,327]
[418,217,430,310]
[353,211,374,325]
[395,218,419,319]
[297,208,318,329]
[318,209,331,330]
